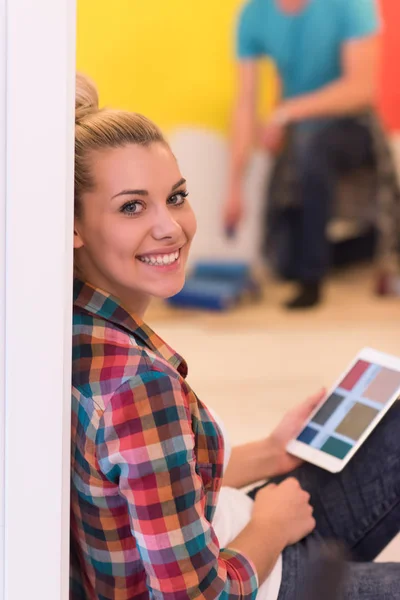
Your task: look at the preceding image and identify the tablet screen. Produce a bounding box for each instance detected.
[297,360,400,460]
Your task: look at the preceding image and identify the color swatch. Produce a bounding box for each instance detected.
[297,426,319,445]
[363,368,400,404]
[312,393,345,425]
[320,437,353,460]
[335,404,379,440]
[338,360,370,391]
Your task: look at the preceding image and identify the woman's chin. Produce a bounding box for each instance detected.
[151,277,186,300]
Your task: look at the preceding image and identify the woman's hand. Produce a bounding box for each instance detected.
[229,478,316,583]
[266,389,326,476]
[252,478,316,546]
[223,389,326,488]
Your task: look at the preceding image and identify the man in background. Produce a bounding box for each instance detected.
[224,0,381,309]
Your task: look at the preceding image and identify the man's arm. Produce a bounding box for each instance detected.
[276,34,381,124]
[228,61,259,186]
[223,61,259,229]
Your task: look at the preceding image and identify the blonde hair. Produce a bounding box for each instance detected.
[74,72,166,217]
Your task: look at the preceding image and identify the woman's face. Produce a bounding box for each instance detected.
[74,142,197,315]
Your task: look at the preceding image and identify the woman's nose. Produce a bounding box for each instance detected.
[151,206,181,240]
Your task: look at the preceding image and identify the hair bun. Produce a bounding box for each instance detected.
[75,72,99,124]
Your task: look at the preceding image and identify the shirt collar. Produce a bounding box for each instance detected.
[73,279,188,378]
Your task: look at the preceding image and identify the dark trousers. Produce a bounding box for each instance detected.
[276,118,375,283]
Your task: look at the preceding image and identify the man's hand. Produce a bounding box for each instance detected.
[266,389,326,476]
[259,120,286,155]
[223,186,244,233]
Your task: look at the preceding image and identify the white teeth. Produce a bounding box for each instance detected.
[139,250,180,266]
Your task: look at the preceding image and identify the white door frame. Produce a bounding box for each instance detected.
[3,0,76,598]
[0,0,6,596]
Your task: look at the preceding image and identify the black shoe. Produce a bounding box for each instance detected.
[285,281,321,310]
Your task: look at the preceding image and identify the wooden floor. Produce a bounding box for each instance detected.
[147,267,400,562]
[147,266,400,330]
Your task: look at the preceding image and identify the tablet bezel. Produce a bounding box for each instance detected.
[286,347,400,473]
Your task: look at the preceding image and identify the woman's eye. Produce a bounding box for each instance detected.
[168,191,189,206]
[121,201,144,216]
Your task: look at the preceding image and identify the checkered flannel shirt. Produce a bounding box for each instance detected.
[70,279,258,600]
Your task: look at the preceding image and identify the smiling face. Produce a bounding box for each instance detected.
[74,142,197,316]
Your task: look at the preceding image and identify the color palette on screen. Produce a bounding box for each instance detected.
[297,360,400,459]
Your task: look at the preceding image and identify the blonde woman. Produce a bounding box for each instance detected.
[71,74,400,600]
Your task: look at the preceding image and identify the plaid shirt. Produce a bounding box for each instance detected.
[70,280,258,600]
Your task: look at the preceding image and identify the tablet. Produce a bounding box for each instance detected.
[286,347,400,473]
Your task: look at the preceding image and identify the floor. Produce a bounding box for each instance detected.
[147,267,400,562]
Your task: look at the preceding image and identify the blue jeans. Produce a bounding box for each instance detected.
[249,400,400,598]
[281,118,374,282]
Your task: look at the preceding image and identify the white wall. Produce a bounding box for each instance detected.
[3,1,76,598]
[171,128,271,267]
[0,0,6,597]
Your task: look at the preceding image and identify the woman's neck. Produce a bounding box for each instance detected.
[77,271,151,320]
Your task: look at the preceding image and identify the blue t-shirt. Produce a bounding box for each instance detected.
[237,0,380,99]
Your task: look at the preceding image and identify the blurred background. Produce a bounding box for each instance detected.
[77,0,400,559]
[76,0,276,267]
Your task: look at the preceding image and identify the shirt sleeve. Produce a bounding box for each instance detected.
[341,0,381,41]
[236,0,266,59]
[96,370,258,600]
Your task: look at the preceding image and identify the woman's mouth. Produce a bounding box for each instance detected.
[137,249,180,267]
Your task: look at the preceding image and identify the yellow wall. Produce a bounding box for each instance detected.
[76,0,276,135]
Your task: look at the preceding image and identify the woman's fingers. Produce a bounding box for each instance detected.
[302,388,326,415]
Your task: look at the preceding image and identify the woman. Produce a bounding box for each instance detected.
[71,73,400,600]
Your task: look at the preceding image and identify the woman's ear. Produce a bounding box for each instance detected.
[74,221,84,249]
